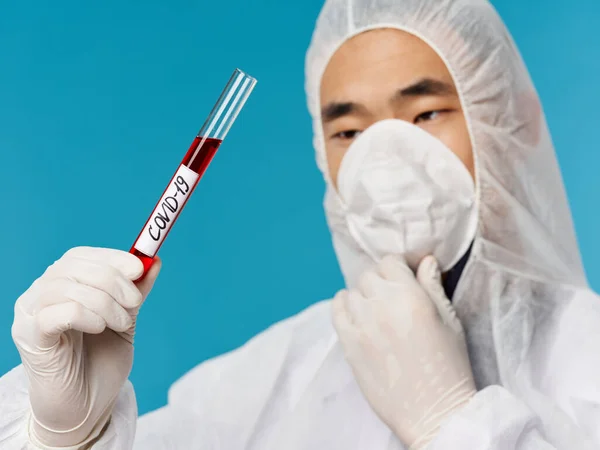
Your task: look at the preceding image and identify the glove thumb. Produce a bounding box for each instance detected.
[416,256,464,336]
[135,257,162,299]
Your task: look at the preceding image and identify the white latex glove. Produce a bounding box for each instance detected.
[11,246,161,449]
[332,255,476,450]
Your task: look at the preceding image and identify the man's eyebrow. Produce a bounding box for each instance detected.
[321,101,369,124]
[320,79,455,123]
[395,78,456,99]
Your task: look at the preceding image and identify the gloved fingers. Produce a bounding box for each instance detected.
[117,259,161,344]
[416,256,464,336]
[37,278,133,332]
[35,302,107,349]
[332,290,366,354]
[378,255,415,282]
[14,280,44,315]
[357,269,384,298]
[135,256,162,299]
[347,289,374,325]
[45,257,143,309]
[358,255,416,298]
[332,289,353,331]
[376,255,438,317]
[332,289,370,329]
[416,255,444,297]
[358,268,411,309]
[61,247,144,281]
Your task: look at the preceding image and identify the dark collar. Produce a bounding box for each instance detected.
[442,243,473,301]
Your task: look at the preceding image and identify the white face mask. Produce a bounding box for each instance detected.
[329,119,478,279]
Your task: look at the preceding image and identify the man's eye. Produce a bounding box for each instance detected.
[333,130,362,140]
[414,110,446,124]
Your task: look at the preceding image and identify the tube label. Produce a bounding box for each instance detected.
[134,165,199,257]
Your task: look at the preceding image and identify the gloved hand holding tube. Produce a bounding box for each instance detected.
[12,247,161,449]
[10,68,257,449]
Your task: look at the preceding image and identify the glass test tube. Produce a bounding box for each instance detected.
[130,68,257,276]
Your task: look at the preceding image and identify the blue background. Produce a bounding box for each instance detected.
[0,0,598,415]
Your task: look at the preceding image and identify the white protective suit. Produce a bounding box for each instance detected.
[2,0,600,448]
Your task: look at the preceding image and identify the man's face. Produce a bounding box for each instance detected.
[320,28,474,188]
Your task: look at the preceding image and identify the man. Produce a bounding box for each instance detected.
[1,0,599,448]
